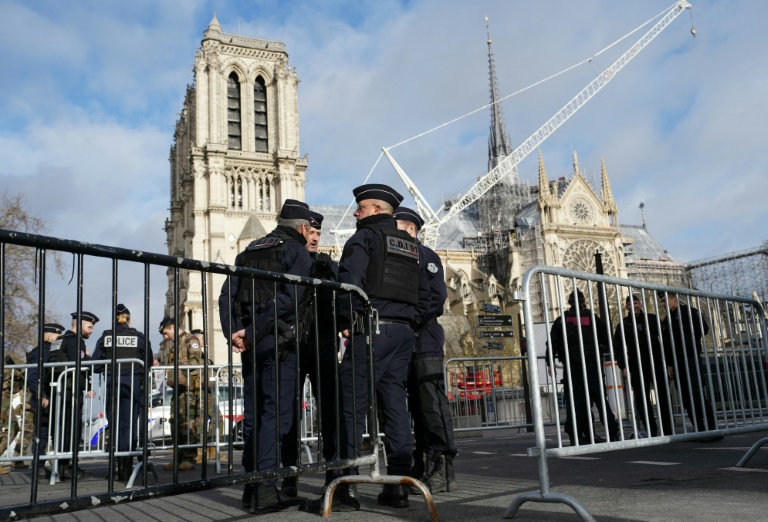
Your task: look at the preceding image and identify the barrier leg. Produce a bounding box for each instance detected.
[736,436,768,468]
[504,491,595,522]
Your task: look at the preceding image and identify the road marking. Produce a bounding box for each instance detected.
[720,467,768,473]
[473,451,495,455]
[627,461,680,466]
[510,453,528,457]
[560,456,600,460]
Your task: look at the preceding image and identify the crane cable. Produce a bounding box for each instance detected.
[386,2,681,152]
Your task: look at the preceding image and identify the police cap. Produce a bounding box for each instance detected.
[190,329,204,335]
[116,303,130,316]
[352,184,403,209]
[71,311,99,324]
[393,206,424,230]
[279,199,311,220]
[43,323,65,334]
[158,317,174,334]
[308,210,324,230]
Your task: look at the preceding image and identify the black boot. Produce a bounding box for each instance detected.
[281,476,298,498]
[250,483,282,514]
[425,455,448,493]
[241,483,254,510]
[377,484,409,508]
[119,457,133,481]
[303,484,360,512]
[445,455,458,492]
[410,448,425,479]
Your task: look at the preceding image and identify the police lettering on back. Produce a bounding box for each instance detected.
[103,336,139,348]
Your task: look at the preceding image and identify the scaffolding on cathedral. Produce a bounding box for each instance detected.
[687,241,768,305]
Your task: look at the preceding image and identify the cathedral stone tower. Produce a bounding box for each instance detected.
[165,15,307,362]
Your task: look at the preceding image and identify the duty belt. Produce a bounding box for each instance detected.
[373,309,413,334]
[420,317,438,328]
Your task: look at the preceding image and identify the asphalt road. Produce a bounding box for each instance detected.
[2,427,767,521]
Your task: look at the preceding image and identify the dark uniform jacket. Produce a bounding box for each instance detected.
[614,312,664,382]
[337,214,418,329]
[92,324,152,381]
[218,226,313,343]
[49,330,91,390]
[414,244,447,358]
[549,307,610,370]
[27,342,51,402]
[660,304,709,361]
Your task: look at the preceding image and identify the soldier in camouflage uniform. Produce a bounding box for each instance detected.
[159,318,205,470]
[189,329,221,464]
[0,352,35,474]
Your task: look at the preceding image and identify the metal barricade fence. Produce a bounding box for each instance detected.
[504,265,768,521]
[0,228,439,521]
[444,356,564,432]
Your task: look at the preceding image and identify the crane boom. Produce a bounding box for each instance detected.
[400,0,691,248]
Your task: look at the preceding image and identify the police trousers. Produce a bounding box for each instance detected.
[407,355,456,458]
[338,322,414,476]
[241,334,296,485]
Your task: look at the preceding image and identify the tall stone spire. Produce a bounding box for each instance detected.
[601,157,618,221]
[486,17,513,173]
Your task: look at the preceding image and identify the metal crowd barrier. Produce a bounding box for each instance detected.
[0,228,439,521]
[504,265,768,521]
[444,356,564,432]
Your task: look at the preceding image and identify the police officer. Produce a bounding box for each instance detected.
[393,206,457,494]
[27,322,65,478]
[49,311,99,480]
[92,304,152,481]
[280,209,340,497]
[218,199,312,513]
[158,317,203,471]
[614,294,665,437]
[658,291,720,440]
[308,184,420,512]
[549,291,620,445]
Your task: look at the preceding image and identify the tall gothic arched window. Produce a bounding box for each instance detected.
[227,73,242,150]
[254,76,268,152]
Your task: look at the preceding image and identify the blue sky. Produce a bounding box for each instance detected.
[1,0,766,343]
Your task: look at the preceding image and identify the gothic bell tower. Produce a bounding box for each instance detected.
[165,14,307,362]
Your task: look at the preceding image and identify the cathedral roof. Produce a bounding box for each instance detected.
[620,224,677,262]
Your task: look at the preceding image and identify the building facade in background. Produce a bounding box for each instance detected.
[165,15,307,362]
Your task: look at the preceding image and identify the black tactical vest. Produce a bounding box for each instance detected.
[101,328,141,360]
[362,225,420,305]
[48,338,67,363]
[235,236,287,312]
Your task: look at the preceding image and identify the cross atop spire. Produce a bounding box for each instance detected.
[486,17,514,174]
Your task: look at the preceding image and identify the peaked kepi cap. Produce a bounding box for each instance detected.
[393,206,425,230]
[43,323,66,334]
[279,199,311,220]
[71,311,99,324]
[352,183,403,209]
[308,210,324,230]
[116,303,130,315]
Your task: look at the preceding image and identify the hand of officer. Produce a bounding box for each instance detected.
[42,397,49,408]
[152,359,159,366]
[86,390,96,398]
[231,329,248,353]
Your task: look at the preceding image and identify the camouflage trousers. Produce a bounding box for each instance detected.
[0,394,35,460]
[169,390,210,464]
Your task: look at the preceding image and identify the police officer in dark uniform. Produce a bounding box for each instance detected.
[658,291,720,440]
[27,322,65,477]
[310,184,420,511]
[92,304,152,481]
[614,294,665,437]
[549,291,620,445]
[280,209,340,498]
[218,199,313,513]
[393,206,457,494]
[49,310,99,480]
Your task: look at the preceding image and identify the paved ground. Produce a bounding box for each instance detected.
[2,428,768,521]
